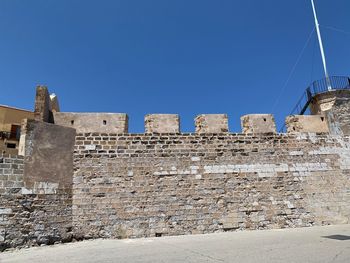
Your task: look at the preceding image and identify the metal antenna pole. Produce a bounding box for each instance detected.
[311,0,332,90]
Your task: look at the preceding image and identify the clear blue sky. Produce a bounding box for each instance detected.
[1,0,349,132]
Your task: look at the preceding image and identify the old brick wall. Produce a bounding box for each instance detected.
[0,154,72,251]
[73,133,350,239]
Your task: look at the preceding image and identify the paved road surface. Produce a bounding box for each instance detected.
[1,225,350,263]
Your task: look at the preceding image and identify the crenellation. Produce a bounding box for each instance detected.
[145,114,180,133]
[240,114,277,134]
[286,115,329,133]
[195,114,228,133]
[53,112,128,133]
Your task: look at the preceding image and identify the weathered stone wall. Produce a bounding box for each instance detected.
[0,154,73,251]
[0,119,75,251]
[53,112,128,133]
[19,119,75,190]
[310,90,350,135]
[73,132,350,239]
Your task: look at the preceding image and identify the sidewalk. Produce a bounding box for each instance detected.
[1,224,350,263]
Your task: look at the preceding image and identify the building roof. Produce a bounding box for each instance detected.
[0,104,33,113]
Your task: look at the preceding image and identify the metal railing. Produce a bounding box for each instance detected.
[280,76,350,132]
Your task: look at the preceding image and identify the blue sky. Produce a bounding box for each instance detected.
[1,0,349,132]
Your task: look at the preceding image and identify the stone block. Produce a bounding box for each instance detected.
[145,114,180,133]
[240,114,276,134]
[285,115,329,133]
[195,114,228,133]
[53,112,128,133]
[19,119,75,189]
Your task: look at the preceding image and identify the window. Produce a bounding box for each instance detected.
[6,143,16,149]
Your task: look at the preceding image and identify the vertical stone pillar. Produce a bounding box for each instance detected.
[195,114,228,133]
[34,85,53,123]
[145,114,180,133]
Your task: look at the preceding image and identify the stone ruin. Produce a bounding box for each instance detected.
[1,85,350,251]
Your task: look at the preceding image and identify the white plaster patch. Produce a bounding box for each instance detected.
[85,145,96,150]
[195,174,202,180]
[191,157,201,162]
[204,161,330,176]
[204,164,286,175]
[289,151,304,156]
[284,200,295,209]
[0,208,12,215]
[33,182,59,194]
[21,187,33,195]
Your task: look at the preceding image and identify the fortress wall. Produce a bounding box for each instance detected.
[0,119,75,251]
[73,132,350,239]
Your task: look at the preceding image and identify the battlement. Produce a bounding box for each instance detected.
[49,112,332,134]
[28,85,350,136]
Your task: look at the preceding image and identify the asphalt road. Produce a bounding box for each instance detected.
[1,225,350,263]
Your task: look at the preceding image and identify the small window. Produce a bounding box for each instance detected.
[103,120,107,125]
[71,120,74,125]
[6,143,16,149]
[263,118,267,122]
[321,117,324,122]
[10,125,21,140]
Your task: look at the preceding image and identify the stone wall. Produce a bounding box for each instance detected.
[0,118,75,251]
[310,90,350,135]
[0,154,72,251]
[73,132,350,239]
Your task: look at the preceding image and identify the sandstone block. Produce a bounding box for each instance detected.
[240,114,276,134]
[145,114,180,133]
[195,114,228,133]
[285,115,329,133]
[53,113,128,133]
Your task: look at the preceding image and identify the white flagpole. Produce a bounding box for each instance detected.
[311,0,332,90]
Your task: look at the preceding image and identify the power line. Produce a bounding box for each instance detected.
[271,27,315,112]
[322,25,350,36]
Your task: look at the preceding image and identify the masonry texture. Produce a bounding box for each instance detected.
[1,86,350,251]
[73,132,350,239]
[0,155,72,251]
